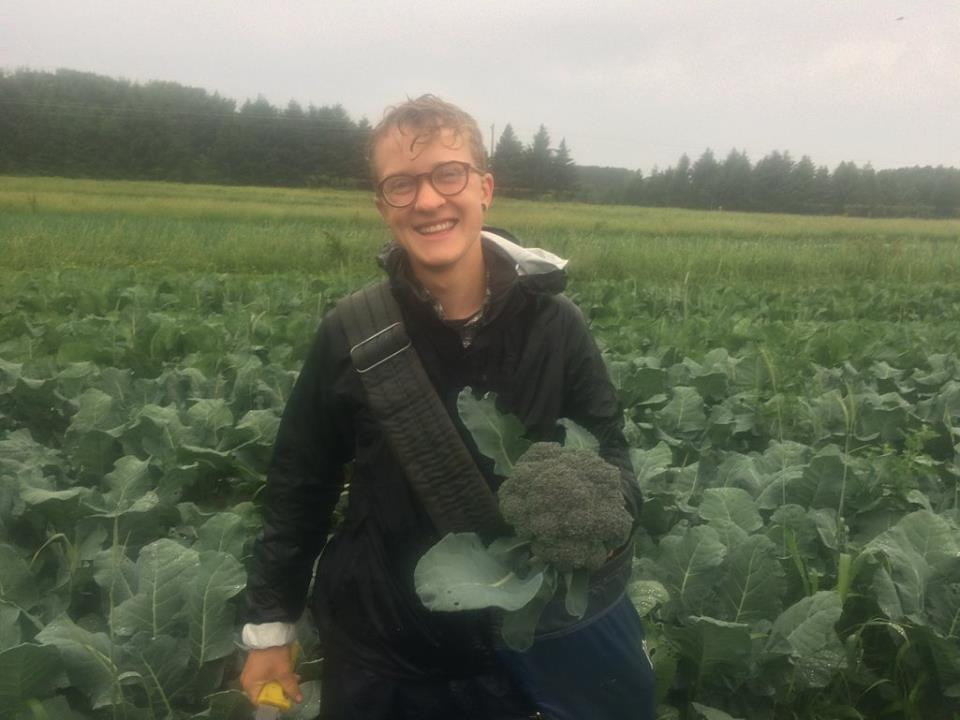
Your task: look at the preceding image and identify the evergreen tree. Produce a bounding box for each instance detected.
[525,125,553,195]
[790,155,817,212]
[552,138,577,195]
[491,123,525,190]
[751,151,794,212]
[832,161,861,210]
[690,149,721,209]
[718,149,752,211]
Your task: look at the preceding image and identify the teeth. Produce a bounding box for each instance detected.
[418,220,456,234]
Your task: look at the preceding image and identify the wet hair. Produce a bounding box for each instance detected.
[367,94,488,185]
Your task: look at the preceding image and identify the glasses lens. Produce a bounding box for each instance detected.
[382,175,417,206]
[431,162,469,194]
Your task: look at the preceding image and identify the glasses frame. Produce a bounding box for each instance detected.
[376,161,486,209]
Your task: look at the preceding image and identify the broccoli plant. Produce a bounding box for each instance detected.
[414,389,635,651]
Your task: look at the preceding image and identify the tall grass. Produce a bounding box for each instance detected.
[2,175,958,284]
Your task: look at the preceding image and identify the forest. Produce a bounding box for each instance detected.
[1,68,958,217]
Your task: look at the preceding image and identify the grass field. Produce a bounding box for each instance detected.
[2,175,959,283]
[2,175,960,720]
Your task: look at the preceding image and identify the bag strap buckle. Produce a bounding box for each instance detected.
[349,321,411,374]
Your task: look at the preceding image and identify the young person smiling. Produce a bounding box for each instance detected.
[240,96,654,719]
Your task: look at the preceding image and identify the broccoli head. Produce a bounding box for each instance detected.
[497,442,634,571]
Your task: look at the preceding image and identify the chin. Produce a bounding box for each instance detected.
[409,250,463,273]
[405,236,477,272]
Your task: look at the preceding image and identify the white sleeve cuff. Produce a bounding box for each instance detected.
[242,622,297,649]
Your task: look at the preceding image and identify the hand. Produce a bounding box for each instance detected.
[240,644,302,706]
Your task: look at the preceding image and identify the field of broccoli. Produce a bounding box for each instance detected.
[1,176,959,720]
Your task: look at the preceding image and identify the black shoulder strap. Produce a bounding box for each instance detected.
[336,281,509,542]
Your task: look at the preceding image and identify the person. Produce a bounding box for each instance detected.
[239,95,655,719]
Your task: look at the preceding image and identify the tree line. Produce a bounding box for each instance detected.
[584,149,960,218]
[2,68,957,217]
[0,69,370,188]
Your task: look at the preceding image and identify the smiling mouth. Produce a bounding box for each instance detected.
[415,219,458,235]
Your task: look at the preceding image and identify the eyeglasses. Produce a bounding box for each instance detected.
[377,161,485,208]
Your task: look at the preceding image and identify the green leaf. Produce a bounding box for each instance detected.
[0,544,38,611]
[0,606,21,652]
[125,634,191,716]
[698,488,762,533]
[67,388,122,435]
[630,442,673,485]
[809,508,840,551]
[112,539,199,638]
[628,580,670,618]
[0,644,65,714]
[487,536,532,568]
[865,510,960,622]
[186,551,246,666]
[657,386,706,435]
[17,471,91,530]
[0,429,64,475]
[795,445,850,510]
[717,535,785,625]
[715,453,767,498]
[185,399,234,447]
[563,569,590,618]
[653,525,726,616]
[456,389,530,476]
[93,547,137,605]
[197,513,246,560]
[691,703,745,720]
[765,504,820,559]
[764,591,845,688]
[99,456,157,517]
[500,567,558,652]
[415,533,543,612]
[17,695,89,720]
[559,419,599,450]
[927,576,960,640]
[119,404,189,466]
[35,615,120,709]
[669,616,752,688]
[190,690,253,720]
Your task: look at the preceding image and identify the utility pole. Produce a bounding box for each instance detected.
[490,124,495,160]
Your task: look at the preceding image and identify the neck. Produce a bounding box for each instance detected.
[411,244,487,320]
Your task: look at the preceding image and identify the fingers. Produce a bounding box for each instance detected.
[241,678,266,705]
[279,672,303,704]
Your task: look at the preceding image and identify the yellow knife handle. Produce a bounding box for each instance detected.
[255,642,301,711]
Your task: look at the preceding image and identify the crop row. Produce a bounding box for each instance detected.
[0,272,958,719]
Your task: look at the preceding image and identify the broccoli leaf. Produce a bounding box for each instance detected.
[559,419,599,450]
[501,567,558,652]
[563,568,591,618]
[415,532,544,612]
[457,388,530,476]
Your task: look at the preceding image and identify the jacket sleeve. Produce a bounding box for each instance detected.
[559,299,643,524]
[244,311,354,624]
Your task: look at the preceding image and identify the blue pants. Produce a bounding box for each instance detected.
[496,595,657,720]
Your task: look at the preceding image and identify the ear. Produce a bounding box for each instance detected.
[481,172,494,211]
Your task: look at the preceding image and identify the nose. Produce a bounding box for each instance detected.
[413,175,447,212]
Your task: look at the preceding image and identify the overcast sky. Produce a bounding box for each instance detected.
[3,0,958,172]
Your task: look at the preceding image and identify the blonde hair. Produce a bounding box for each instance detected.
[367,94,488,185]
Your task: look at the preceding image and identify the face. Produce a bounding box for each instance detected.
[372,126,494,277]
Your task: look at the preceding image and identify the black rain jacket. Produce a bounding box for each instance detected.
[245,227,642,680]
